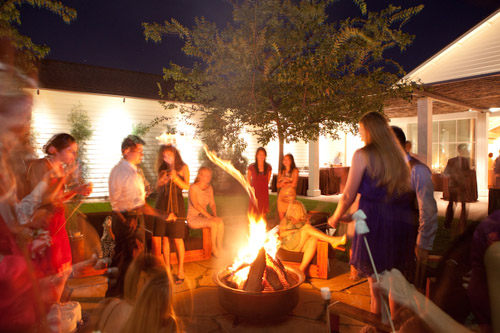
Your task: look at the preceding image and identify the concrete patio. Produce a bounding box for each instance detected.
[69,256,371,333]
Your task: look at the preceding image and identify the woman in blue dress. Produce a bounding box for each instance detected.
[328,112,416,318]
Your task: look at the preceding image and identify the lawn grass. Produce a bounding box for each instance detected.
[79,192,464,260]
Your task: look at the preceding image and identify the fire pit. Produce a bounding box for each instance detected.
[203,148,305,320]
[213,263,305,320]
[212,219,305,320]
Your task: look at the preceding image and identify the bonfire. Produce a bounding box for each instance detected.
[204,147,300,293]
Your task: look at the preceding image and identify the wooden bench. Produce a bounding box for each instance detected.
[169,227,212,264]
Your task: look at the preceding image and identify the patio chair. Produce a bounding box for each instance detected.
[277,211,345,279]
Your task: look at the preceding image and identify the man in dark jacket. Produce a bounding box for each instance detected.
[444,144,470,232]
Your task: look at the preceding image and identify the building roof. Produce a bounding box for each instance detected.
[405,7,500,84]
[37,59,172,100]
[385,73,500,118]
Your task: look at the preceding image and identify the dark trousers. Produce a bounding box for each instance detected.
[105,211,144,298]
[445,187,467,229]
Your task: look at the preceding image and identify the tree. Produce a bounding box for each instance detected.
[143,0,422,168]
[0,0,76,73]
[68,102,93,180]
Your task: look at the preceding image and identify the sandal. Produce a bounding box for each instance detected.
[174,275,184,285]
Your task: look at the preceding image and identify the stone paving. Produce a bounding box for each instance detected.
[69,255,371,332]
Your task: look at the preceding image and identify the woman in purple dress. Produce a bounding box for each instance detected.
[328,112,415,318]
[247,147,272,218]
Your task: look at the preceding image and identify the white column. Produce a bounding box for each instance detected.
[417,97,433,166]
[307,139,321,197]
[476,112,489,197]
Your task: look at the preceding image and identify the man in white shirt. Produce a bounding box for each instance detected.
[106,135,147,297]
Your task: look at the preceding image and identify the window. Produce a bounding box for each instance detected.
[407,118,475,172]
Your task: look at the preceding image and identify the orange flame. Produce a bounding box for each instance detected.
[203,145,258,208]
[228,214,281,287]
[202,147,280,288]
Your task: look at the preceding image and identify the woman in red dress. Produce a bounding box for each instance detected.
[247,147,272,218]
[28,134,92,301]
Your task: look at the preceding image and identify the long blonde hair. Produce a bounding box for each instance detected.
[285,200,308,223]
[359,112,411,196]
[121,272,180,333]
[123,254,167,303]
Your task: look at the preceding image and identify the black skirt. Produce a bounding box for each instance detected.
[151,181,187,239]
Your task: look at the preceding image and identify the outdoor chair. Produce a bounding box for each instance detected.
[277,211,345,279]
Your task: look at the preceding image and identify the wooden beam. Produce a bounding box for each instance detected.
[412,90,487,112]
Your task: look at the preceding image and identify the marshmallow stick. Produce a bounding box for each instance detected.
[352,210,396,333]
[320,287,331,333]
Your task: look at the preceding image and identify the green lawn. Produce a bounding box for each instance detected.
[79,193,463,259]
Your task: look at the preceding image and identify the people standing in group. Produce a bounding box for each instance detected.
[279,200,346,272]
[277,154,299,220]
[392,126,438,289]
[107,135,149,298]
[247,147,272,218]
[187,167,224,258]
[444,144,470,233]
[152,145,190,284]
[328,111,416,319]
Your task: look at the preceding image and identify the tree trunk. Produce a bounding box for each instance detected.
[278,134,284,174]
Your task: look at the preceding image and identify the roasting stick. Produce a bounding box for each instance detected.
[352,210,396,333]
[54,193,90,235]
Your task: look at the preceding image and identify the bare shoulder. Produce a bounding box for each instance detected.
[352,149,368,165]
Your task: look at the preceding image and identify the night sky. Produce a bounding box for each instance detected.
[18,0,500,75]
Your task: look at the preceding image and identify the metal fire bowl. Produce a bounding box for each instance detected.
[213,265,306,320]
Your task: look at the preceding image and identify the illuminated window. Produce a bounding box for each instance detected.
[407,119,476,172]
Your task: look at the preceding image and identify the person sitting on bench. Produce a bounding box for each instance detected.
[187,167,224,258]
[279,201,346,272]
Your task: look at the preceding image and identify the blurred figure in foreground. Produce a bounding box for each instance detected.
[90,254,168,332]
[122,272,180,333]
[444,144,470,232]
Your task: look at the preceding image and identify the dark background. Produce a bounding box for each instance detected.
[18,0,500,75]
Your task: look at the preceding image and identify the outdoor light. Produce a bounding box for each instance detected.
[489,107,500,112]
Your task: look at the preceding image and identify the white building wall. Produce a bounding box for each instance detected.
[30,88,365,199]
[30,88,201,199]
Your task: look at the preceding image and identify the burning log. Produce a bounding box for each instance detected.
[244,248,266,292]
[264,267,284,290]
[266,254,292,288]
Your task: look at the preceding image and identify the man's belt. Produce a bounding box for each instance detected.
[116,206,144,217]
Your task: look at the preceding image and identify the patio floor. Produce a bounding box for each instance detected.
[69,256,371,333]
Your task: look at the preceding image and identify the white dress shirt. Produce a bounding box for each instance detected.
[109,159,145,212]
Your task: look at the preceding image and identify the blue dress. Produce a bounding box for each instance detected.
[350,171,417,277]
